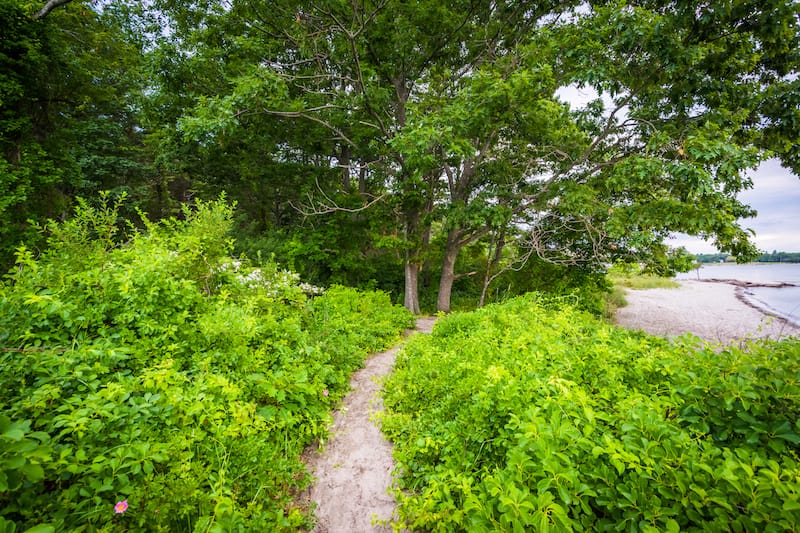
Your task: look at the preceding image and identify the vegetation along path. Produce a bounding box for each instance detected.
[302,317,437,532]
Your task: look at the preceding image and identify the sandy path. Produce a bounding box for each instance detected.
[615,280,799,344]
[300,288,797,529]
[302,317,437,532]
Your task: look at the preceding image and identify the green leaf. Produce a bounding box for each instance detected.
[0,517,16,533]
[1,428,25,442]
[23,526,55,533]
[20,463,44,483]
[782,500,800,512]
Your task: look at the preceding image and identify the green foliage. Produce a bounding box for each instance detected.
[0,197,412,531]
[612,276,679,291]
[608,263,680,290]
[641,247,700,277]
[234,202,406,297]
[5,0,800,312]
[501,258,611,317]
[382,296,800,531]
[695,251,800,264]
[603,286,628,319]
[0,0,154,269]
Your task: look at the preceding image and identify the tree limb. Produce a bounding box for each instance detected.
[261,108,357,147]
[289,176,387,216]
[34,0,74,19]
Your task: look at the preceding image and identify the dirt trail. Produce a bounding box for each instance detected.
[302,317,437,532]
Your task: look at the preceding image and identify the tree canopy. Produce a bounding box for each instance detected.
[2,0,798,312]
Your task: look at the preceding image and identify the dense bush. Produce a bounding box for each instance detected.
[502,259,612,318]
[0,197,412,532]
[382,295,800,531]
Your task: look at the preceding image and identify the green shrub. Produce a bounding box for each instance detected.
[503,259,612,317]
[0,196,411,531]
[602,286,628,319]
[382,295,800,531]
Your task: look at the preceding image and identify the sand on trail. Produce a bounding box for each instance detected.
[301,316,437,533]
[615,279,799,345]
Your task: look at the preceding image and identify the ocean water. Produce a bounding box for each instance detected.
[676,263,800,326]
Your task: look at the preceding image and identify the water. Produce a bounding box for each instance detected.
[676,263,800,326]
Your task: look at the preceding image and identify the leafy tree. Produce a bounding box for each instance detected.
[548,0,799,263]
[167,0,583,312]
[159,0,799,313]
[428,0,800,310]
[0,0,153,267]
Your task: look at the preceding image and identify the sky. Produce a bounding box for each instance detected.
[556,85,800,254]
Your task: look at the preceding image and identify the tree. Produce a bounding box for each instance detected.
[164,0,799,312]
[0,0,152,267]
[543,0,799,264]
[392,47,586,312]
[168,0,582,312]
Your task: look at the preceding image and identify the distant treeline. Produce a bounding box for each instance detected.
[696,251,800,263]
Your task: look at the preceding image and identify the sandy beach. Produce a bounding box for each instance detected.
[615,280,800,345]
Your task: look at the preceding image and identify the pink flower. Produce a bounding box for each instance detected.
[322,389,329,397]
[114,500,128,514]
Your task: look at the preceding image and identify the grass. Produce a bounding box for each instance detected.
[604,267,680,318]
[609,273,681,290]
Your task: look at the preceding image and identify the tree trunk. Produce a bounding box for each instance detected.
[402,204,423,314]
[437,230,461,313]
[479,232,506,308]
[359,167,367,196]
[404,259,421,314]
[340,144,351,190]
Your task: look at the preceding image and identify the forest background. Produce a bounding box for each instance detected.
[2,0,799,313]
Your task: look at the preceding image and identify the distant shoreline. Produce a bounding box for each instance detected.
[676,263,800,329]
[687,277,800,326]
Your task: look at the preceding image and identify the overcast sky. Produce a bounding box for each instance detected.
[556,85,800,254]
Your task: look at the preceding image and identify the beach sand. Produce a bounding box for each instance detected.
[615,280,799,345]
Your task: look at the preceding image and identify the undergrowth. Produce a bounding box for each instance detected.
[608,262,680,290]
[0,196,412,532]
[382,295,800,531]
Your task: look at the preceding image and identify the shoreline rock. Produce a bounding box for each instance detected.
[700,278,798,289]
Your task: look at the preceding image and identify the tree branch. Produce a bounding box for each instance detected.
[260,107,357,147]
[34,0,74,19]
[289,177,387,216]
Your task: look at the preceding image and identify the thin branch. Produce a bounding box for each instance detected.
[289,176,387,216]
[524,212,611,266]
[454,270,478,280]
[456,226,491,249]
[260,108,357,147]
[576,92,635,166]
